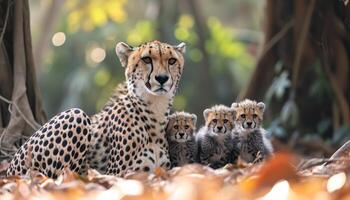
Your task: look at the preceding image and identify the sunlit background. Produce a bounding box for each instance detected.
[29,0,263,120]
[27,0,350,157]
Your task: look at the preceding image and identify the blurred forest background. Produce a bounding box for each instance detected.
[1,0,350,159]
[29,0,261,118]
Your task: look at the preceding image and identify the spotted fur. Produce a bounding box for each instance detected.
[166,111,197,167]
[7,108,92,178]
[196,105,239,169]
[231,99,273,163]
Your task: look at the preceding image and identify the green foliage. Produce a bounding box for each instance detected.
[66,0,127,32]
[174,14,198,44]
[35,0,259,120]
[265,70,291,103]
[127,20,156,46]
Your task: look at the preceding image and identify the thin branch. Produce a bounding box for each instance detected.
[291,0,316,89]
[320,29,350,125]
[322,56,350,125]
[298,158,350,171]
[0,0,13,45]
[0,94,40,130]
[260,19,294,57]
[0,128,16,155]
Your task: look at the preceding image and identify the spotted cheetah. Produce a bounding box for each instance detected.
[196,105,239,169]
[231,99,273,163]
[166,111,197,168]
[7,40,186,178]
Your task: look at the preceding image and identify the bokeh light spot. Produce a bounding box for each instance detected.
[259,180,289,200]
[90,47,106,63]
[52,32,66,46]
[327,172,346,193]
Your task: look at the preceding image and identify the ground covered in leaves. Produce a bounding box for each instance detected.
[1,144,350,200]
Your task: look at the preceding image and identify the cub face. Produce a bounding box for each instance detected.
[232,99,265,131]
[116,40,186,96]
[166,112,197,143]
[203,105,235,135]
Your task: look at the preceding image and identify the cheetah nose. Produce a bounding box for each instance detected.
[247,122,252,127]
[217,126,223,131]
[179,132,185,137]
[155,75,169,85]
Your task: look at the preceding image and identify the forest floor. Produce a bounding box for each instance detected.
[0,142,350,200]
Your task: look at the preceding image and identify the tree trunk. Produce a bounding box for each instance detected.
[155,0,180,43]
[185,0,216,116]
[0,0,46,160]
[33,0,66,70]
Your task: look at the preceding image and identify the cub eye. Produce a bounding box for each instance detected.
[141,56,152,64]
[240,114,246,119]
[173,125,179,129]
[223,119,228,123]
[253,114,258,118]
[212,119,217,123]
[168,58,177,65]
[184,125,190,129]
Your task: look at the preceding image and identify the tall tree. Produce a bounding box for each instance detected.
[0,0,46,160]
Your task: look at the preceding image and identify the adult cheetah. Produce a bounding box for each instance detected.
[7,40,186,178]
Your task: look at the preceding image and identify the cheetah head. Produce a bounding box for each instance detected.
[116,40,186,97]
[204,105,235,136]
[166,112,197,143]
[231,99,265,131]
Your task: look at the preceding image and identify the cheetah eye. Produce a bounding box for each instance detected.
[253,114,258,118]
[173,125,179,129]
[141,56,152,64]
[223,119,228,123]
[184,125,190,129]
[240,114,246,119]
[212,119,217,123]
[168,58,177,65]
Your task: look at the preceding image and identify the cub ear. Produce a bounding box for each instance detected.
[203,108,211,122]
[257,102,265,112]
[166,114,175,131]
[229,108,237,120]
[168,113,176,121]
[231,102,239,109]
[115,42,134,68]
[190,114,197,125]
[174,42,186,54]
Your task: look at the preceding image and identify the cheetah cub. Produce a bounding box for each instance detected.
[196,105,239,169]
[166,112,197,168]
[231,99,273,163]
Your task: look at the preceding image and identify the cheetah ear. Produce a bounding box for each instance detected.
[257,102,265,112]
[191,114,197,125]
[203,109,211,122]
[116,42,134,68]
[174,42,186,54]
